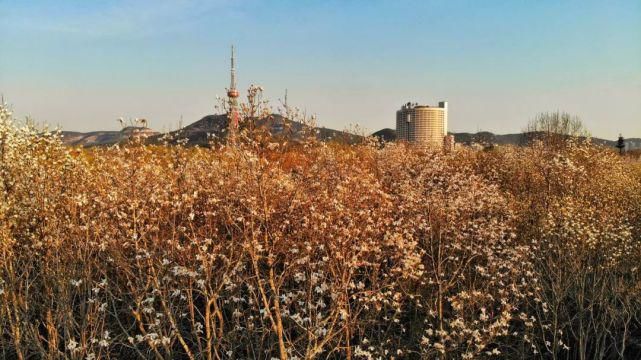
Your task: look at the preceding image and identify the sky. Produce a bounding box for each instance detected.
[1,0,640,139]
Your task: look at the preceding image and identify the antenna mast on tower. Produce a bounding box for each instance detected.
[227,45,240,143]
[230,45,237,91]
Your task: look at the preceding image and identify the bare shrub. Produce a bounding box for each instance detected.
[1,100,640,359]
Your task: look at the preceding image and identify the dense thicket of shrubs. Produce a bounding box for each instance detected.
[1,102,640,359]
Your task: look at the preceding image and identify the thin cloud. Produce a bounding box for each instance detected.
[3,0,238,38]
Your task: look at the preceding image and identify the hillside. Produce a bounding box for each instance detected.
[61,127,158,146]
[371,128,641,150]
[148,113,362,146]
[61,121,640,150]
[63,114,361,147]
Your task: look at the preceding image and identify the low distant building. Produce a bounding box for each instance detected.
[396,101,448,148]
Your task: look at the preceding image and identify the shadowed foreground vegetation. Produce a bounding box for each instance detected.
[1,102,641,359]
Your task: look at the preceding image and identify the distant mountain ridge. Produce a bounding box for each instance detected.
[371,128,641,150]
[61,114,360,147]
[60,120,640,150]
[61,126,159,146]
[149,113,362,146]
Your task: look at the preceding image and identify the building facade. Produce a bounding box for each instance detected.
[396,101,448,147]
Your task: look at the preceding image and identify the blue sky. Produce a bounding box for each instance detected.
[1,0,640,138]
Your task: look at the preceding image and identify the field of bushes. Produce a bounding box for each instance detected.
[1,102,641,359]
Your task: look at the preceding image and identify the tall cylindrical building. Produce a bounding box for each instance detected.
[396,101,448,147]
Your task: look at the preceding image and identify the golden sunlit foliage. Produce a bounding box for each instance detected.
[1,101,640,359]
